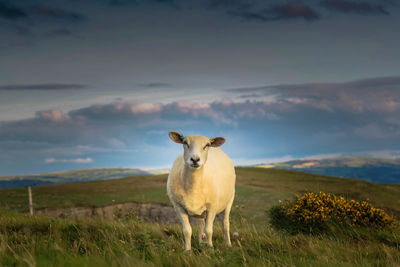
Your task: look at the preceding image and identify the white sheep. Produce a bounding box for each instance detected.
[167,131,236,251]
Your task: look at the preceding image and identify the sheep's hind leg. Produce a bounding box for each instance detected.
[175,206,192,251]
[223,195,234,247]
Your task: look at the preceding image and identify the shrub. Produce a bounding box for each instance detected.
[269,192,398,234]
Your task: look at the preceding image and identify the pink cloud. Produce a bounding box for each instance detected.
[129,103,162,114]
[36,109,71,122]
[44,157,93,164]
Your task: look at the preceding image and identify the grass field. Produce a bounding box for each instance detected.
[1,167,399,223]
[1,167,400,266]
[1,208,399,266]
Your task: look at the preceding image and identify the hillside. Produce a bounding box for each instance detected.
[0,168,151,189]
[1,167,399,223]
[1,167,400,266]
[256,156,400,184]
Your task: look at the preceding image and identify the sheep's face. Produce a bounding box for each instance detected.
[169,132,225,170]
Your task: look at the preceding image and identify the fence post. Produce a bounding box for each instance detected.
[28,186,33,215]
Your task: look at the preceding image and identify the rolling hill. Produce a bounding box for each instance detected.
[1,167,399,223]
[0,168,151,189]
[256,156,400,184]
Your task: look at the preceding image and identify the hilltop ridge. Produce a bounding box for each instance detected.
[256,156,400,184]
[0,168,151,189]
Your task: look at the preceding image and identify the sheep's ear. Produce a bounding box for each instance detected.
[210,137,225,147]
[169,131,184,144]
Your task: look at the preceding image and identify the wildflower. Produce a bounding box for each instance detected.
[280,192,398,229]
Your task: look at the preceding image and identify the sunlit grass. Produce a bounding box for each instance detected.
[1,210,399,266]
[1,168,400,226]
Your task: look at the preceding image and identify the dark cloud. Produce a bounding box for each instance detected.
[0,2,85,21]
[229,76,400,113]
[210,0,396,21]
[0,84,87,90]
[0,2,27,20]
[29,5,86,21]
[152,0,177,3]
[0,2,86,38]
[139,82,172,88]
[105,0,177,6]
[263,2,320,21]
[213,1,320,22]
[44,28,73,38]
[320,0,390,15]
[207,0,251,10]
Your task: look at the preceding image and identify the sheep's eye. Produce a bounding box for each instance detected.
[203,144,210,150]
[183,142,189,148]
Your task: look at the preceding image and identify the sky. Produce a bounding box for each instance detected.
[1,0,400,175]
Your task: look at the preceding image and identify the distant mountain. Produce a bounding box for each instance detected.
[0,168,151,189]
[256,157,400,184]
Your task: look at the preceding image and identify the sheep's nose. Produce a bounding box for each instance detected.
[190,157,200,163]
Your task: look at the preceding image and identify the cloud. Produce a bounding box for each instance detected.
[139,82,172,88]
[103,0,177,7]
[259,2,320,21]
[233,155,296,166]
[0,2,27,20]
[29,5,86,21]
[0,3,86,22]
[45,157,93,164]
[320,0,390,15]
[36,109,72,123]
[229,76,400,113]
[1,77,400,175]
[0,2,86,38]
[0,83,87,90]
[73,102,163,122]
[44,28,73,38]
[211,1,320,22]
[209,0,396,22]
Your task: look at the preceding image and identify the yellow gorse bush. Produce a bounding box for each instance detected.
[282,192,398,228]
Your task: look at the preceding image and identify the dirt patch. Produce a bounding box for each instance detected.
[35,202,223,224]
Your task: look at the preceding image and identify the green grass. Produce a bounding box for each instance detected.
[1,167,400,266]
[0,210,399,266]
[0,175,169,212]
[1,167,399,224]
[234,168,400,223]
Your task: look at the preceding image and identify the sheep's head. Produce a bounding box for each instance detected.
[169,131,225,169]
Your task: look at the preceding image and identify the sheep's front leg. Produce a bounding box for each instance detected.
[176,207,192,251]
[205,211,216,247]
[196,218,205,244]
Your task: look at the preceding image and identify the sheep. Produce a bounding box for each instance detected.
[167,131,236,251]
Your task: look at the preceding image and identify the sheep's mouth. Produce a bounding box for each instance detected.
[191,163,200,168]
